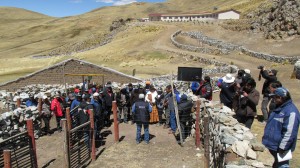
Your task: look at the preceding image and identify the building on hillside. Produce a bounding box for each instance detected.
[0,59,141,91]
[149,9,240,22]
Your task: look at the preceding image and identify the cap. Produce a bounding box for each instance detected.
[244,69,251,74]
[271,87,289,97]
[139,94,145,99]
[93,92,99,97]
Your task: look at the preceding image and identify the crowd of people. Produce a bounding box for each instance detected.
[192,67,299,168]
[23,66,299,167]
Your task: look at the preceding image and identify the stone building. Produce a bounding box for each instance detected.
[0,59,141,91]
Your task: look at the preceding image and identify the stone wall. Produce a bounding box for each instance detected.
[199,101,272,168]
[172,30,300,64]
[293,60,300,80]
[0,59,141,91]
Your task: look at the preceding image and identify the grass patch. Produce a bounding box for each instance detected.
[143,51,168,60]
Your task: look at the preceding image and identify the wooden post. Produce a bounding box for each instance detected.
[65,108,72,131]
[195,99,201,149]
[170,73,183,145]
[38,98,42,115]
[26,119,38,168]
[16,98,21,108]
[89,109,96,161]
[61,119,70,168]
[3,150,11,168]
[112,101,119,142]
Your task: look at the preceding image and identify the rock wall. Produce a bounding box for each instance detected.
[199,101,272,168]
[293,60,300,79]
[249,0,300,39]
[172,30,300,64]
[0,59,141,92]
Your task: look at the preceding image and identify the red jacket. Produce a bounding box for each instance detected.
[51,98,63,117]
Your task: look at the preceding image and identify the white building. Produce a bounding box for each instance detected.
[149,9,240,22]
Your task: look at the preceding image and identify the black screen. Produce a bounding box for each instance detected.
[177,67,202,81]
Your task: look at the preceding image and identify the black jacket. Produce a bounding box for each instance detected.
[178,99,194,122]
[261,70,277,97]
[134,100,151,124]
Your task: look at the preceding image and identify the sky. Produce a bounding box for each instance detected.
[0,0,166,17]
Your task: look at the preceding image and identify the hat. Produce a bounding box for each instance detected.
[271,87,289,97]
[244,69,251,74]
[222,74,235,83]
[42,95,48,100]
[139,94,145,99]
[93,92,99,97]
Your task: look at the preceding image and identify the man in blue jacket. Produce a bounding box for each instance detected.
[262,87,300,168]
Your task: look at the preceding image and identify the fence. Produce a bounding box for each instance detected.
[0,119,38,168]
[62,107,96,168]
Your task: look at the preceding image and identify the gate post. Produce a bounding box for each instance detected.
[66,108,72,131]
[3,150,11,168]
[112,101,119,142]
[62,119,70,168]
[195,100,201,149]
[38,98,42,115]
[89,109,96,161]
[26,119,38,168]
[16,98,21,108]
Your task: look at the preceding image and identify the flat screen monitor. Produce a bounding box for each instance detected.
[177,67,202,81]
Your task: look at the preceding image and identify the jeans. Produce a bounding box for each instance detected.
[118,106,128,122]
[42,115,51,133]
[180,121,190,141]
[165,108,170,126]
[56,116,63,130]
[261,96,271,121]
[158,109,164,124]
[136,123,149,143]
[170,110,177,132]
[269,150,290,168]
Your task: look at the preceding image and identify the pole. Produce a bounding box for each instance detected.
[170,73,183,145]
[195,99,201,149]
[65,108,72,131]
[38,98,42,115]
[16,98,21,108]
[112,101,119,142]
[26,119,38,168]
[89,109,96,161]
[3,150,11,168]
[61,119,70,168]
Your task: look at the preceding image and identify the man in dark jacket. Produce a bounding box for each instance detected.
[132,94,152,144]
[116,88,130,123]
[262,87,299,168]
[103,86,115,126]
[234,78,260,129]
[197,76,212,101]
[260,67,278,124]
[178,94,194,142]
[219,74,236,109]
[164,85,180,134]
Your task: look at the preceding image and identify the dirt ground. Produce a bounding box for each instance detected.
[36,119,205,168]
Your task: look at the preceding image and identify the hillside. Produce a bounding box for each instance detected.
[0,0,298,83]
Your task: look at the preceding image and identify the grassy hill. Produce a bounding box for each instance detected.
[0,0,274,83]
